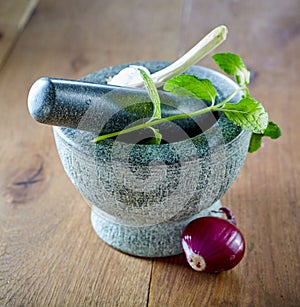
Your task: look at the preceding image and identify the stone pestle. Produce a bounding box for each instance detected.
[28,77,216,138]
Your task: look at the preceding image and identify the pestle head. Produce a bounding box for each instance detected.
[28,77,55,124]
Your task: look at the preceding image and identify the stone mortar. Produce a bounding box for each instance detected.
[53,62,251,257]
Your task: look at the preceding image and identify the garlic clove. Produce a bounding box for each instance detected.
[107,65,150,87]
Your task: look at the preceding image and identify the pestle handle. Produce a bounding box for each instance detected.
[28,77,212,138]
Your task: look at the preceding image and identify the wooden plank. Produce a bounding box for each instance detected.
[0,0,184,306]
[0,0,299,306]
[149,0,300,306]
[0,0,39,68]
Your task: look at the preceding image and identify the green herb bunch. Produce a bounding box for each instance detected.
[93,53,281,152]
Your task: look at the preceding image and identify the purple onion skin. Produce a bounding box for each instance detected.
[181,216,245,273]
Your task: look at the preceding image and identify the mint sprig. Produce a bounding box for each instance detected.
[93,52,281,153]
[212,52,281,151]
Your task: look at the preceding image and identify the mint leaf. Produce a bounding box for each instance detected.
[222,97,268,134]
[163,75,216,104]
[248,121,282,152]
[138,68,163,144]
[212,53,250,86]
[263,121,282,139]
[138,68,161,120]
[248,133,263,153]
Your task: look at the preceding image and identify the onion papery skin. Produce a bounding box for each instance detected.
[181,216,245,273]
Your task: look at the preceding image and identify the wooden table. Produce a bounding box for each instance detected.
[0,0,299,306]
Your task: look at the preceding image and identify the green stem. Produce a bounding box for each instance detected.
[93,87,244,143]
[217,86,246,106]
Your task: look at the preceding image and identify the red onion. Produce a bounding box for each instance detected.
[181,210,245,273]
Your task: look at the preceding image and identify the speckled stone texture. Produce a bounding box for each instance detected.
[53,62,251,257]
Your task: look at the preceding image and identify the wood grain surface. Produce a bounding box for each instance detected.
[0,0,299,306]
[0,0,39,69]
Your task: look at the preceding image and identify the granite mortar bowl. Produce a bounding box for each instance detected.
[53,62,251,257]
